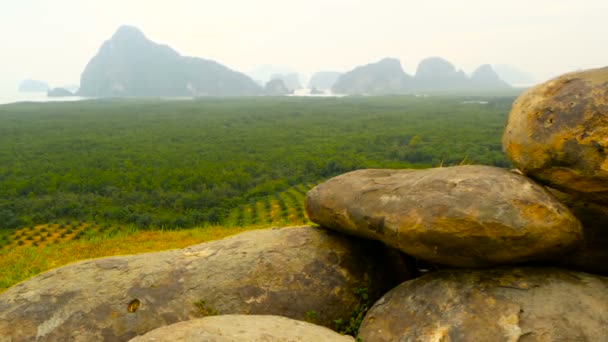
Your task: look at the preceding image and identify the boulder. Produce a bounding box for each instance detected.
[129,315,355,341]
[503,67,608,204]
[306,166,582,267]
[547,188,608,275]
[359,268,608,342]
[0,226,412,341]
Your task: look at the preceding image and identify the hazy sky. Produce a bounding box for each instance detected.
[1,0,606,91]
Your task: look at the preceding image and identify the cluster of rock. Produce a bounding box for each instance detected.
[1,67,607,341]
[0,226,411,341]
[310,66,608,340]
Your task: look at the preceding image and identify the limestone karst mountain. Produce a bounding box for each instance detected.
[18,79,49,92]
[494,63,536,86]
[332,57,511,95]
[413,56,469,91]
[269,73,303,92]
[469,64,511,89]
[78,26,262,97]
[308,71,342,90]
[264,78,291,95]
[331,58,413,95]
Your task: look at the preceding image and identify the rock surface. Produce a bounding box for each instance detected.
[503,67,608,204]
[129,315,355,341]
[306,166,582,267]
[0,226,411,341]
[548,188,608,275]
[359,268,608,342]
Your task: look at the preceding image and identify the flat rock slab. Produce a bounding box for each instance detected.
[306,166,582,267]
[129,314,355,341]
[359,268,608,342]
[0,226,411,342]
[503,67,608,204]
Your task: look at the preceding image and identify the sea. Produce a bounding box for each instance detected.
[0,91,87,106]
[0,88,348,106]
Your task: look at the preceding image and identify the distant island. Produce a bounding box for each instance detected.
[308,71,342,90]
[332,57,512,95]
[47,87,74,97]
[18,79,49,93]
[75,25,521,98]
[78,26,262,97]
[332,58,412,95]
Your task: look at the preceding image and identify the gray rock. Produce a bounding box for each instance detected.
[306,166,582,267]
[503,67,608,204]
[359,268,608,342]
[0,226,412,341]
[129,315,355,341]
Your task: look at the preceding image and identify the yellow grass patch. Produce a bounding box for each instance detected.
[0,225,268,293]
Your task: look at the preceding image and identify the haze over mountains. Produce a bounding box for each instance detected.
[332,58,511,95]
[78,26,262,97]
[46,26,520,98]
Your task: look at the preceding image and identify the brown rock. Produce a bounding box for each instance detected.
[548,188,608,276]
[359,268,608,342]
[306,166,582,267]
[502,67,608,204]
[129,315,355,341]
[0,226,411,342]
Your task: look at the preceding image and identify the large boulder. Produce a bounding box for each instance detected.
[503,67,608,204]
[359,268,608,341]
[0,226,412,341]
[306,166,582,267]
[129,315,355,341]
[548,188,608,275]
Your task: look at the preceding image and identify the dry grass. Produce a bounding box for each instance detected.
[0,224,269,293]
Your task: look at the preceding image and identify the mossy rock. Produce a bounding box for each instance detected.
[0,226,412,341]
[306,166,582,267]
[359,268,608,341]
[129,315,355,341]
[503,67,608,204]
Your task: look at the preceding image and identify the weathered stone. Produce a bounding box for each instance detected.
[359,268,608,342]
[129,315,355,341]
[306,166,582,267]
[548,188,608,276]
[0,226,412,342]
[503,67,608,204]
